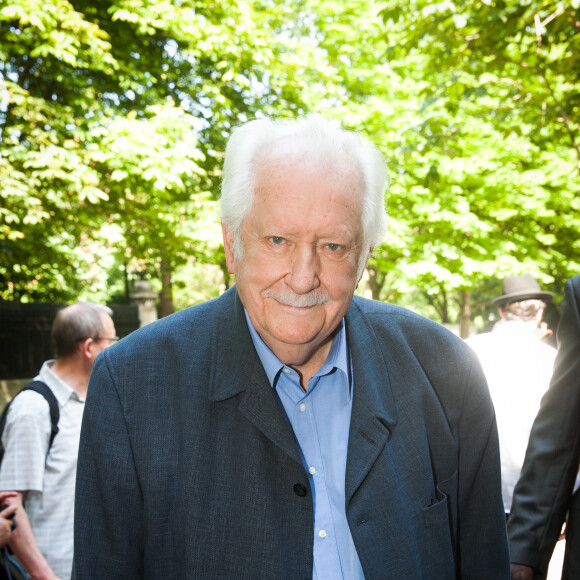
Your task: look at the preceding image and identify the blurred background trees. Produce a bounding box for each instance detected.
[1,0,578,332]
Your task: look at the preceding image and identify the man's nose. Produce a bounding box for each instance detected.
[285,245,321,295]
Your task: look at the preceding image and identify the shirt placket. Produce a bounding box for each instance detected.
[284,371,343,579]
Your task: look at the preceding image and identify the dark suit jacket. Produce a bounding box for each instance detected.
[508,274,580,579]
[73,288,509,579]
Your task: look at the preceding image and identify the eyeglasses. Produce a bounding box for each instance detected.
[94,336,119,343]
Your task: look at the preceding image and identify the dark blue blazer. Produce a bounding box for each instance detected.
[73,288,509,579]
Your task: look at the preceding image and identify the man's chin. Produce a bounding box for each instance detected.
[268,318,334,349]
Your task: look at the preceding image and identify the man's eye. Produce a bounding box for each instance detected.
[326,243,342,252]
[270,237,285,245]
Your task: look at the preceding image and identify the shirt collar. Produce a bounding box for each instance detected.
[244,309,350,393]
[37,360,84,404]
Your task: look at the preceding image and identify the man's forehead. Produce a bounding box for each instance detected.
[253,141,307,177]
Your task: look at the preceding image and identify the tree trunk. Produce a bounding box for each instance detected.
[365,266,385,301]
[159,259,174,318]
[459,290,471,339]
[426,288,449,323]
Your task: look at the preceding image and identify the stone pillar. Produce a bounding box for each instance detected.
[130,279,158,327]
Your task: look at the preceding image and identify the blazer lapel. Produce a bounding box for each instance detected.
[345,303,398,504]
[209,289,303,466]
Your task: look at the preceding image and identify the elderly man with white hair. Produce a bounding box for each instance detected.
[73,115,509,579]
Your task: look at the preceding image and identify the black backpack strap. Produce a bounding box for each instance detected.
[18,381,60,450]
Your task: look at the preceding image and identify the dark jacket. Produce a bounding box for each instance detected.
[73,288,509,579]
[508,274,580,579]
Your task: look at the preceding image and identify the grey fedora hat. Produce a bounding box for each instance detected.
[492,273,553,306]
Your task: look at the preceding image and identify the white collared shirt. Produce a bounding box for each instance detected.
[0,360,85,580]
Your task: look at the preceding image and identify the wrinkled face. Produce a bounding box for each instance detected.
[223,143,368,366]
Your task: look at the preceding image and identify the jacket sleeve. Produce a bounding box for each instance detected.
[456,351,510,579]
[508,275,580,573]
[72,352,144,579]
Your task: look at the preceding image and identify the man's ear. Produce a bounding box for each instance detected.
[78,337,94,361]
[357,245,374,285]
[222,223,236,274]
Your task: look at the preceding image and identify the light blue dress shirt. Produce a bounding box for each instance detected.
[245,311,365,580]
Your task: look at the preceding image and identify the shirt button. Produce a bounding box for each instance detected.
[309,466,316,475]
[283,368,291,374]
[319,529,327,538]
[299,403,307,412]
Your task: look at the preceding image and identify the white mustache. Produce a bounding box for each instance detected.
[263,288,329,307]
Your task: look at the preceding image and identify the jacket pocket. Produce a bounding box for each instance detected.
[432,471,458,532]
[418,472,458,578]
[422,493,449,528]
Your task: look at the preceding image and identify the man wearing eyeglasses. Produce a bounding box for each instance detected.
[0,302,116,580]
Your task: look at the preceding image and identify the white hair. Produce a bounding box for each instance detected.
[219,114,388,276]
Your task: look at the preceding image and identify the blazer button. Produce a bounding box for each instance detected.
[293,483,308,497]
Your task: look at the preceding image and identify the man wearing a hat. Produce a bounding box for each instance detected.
[466,273,557,517]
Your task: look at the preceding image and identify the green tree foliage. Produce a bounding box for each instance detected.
[375,0,580,296]
[1,0,110,300]
[380,0,580,166]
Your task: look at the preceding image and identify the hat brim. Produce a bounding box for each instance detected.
[492,290,553,306]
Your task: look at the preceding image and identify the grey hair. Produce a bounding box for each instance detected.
[220,114,388,276]
[501,299,546,323]
[51,302,114,358]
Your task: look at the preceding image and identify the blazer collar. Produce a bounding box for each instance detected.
[209,288,303,465]
[209,288,261,403]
